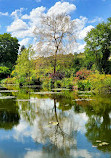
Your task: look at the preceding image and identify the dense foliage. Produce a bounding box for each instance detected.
[12,48,36,85]
[85,18,111,73]
[0,66,10,79]
[0,33,19,69]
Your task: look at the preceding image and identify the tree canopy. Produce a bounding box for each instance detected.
[13,48,35,84]
[84,18,111,73]
[0,33,19,69]
[34,14,77,74]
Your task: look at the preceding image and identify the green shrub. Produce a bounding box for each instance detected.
[0,66,11,79]
[61,78,74,89]
[88,73,111,93]
[1,77,16,84]
[42,78,54,89]
[77,80,91,91]
[42,77,74,90]
[54,80,62,88]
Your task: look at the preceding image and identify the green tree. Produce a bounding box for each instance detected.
[13,48,34,85]
[84,18,111,73]
[0,33,19,69]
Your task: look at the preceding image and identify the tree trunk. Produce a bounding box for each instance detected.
[54,57,56,74]
[54,48,58,74]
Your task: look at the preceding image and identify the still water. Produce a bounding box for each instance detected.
[0,85,111,158]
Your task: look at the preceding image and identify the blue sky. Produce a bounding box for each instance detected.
[0,0,111,52]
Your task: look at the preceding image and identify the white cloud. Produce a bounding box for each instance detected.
[7,19,28,32]
[0,11,8,16]
[7,1,94,52]
[78,43,86,52]
[47,2,76,16]
[79,25,94,40]
[22,7,46,27]
[88,17,103,23]
[72,42,86,53]
[7,19,34,38]
[10,29,34,38]
[19,38,30,46]
[22,7,45,20]
[75,16,88,31]
[73,16,94,43]
[11,8,25,19]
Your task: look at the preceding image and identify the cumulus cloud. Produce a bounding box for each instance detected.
[11,8,25,19]
[77,43,86,53]
[7,19,28,32]
[7,18,35,38]
[11,29,34,38]
[78,25,94,40]
[75,16,88,31]
[7,1,94,52]
[22,6,46,27]
[73,42,86,53]
[0,11,8,16]
[47,1,76,16]
[22,7,45,20]
[7,2,77,40]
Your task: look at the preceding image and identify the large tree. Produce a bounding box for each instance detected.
[84,18,111,73]
[0,33,19,69]
[34,14,77,74]
[13,48,35,84]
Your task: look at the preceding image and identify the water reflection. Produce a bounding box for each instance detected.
[0,85,111,158]
[0,97,20,130]
[18,97,77,148]
[16,95,91,158]
[84,95,111,152]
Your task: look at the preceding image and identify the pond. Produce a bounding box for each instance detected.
[0,85,111,158]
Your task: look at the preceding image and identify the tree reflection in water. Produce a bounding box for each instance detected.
[0,98,20,130]
[18,94,78,157]
[1,85,111,158]
[83,95,111,152]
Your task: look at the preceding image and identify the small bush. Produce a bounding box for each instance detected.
[0,66,11,79]
[76,69,92,80]
[42,78,54,89]
[61,78,74,89]
[78,80,91,91]
[1,77,16,84]
[54,80,62,88]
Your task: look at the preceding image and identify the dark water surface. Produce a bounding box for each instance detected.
[0,85,111,158]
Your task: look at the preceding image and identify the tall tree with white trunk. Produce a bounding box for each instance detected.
[34,13,77,74]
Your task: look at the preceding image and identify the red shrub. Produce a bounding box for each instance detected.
[76,69,92,80]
